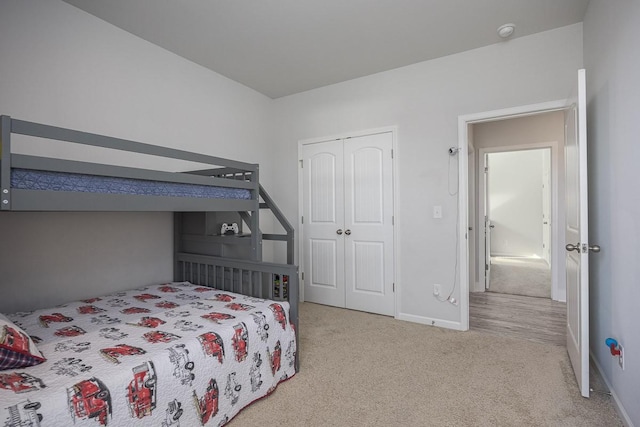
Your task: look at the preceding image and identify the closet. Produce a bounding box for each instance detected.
[299,131,395,316]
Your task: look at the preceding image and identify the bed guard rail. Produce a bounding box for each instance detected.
[0,115,260,211]
[175,252,299,371]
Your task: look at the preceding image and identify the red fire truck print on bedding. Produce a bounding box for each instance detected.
[67,377,111,426]
[128,317,166,328]
[211,293,235,302]
[201,312,235,324]
[197,331,225,364]
[192,287,213,293]
[269,303,287,330]
[99,344,146,364]
[4,400,44,427]
[268,341,282,375]
[127,361,157,418]
[232,323,249,362]
[1,325,32,354]
[193,378,219,425]
[0,372,46,394]
[81,297,102,304]
[38,312,73,328]
[77,305,106,315]
[158,285,181,293]
[120,307,151,315]
[143,331,181,344]
[54,326,86,337]
[133,293,161,302]
[225,303,254,311]
[155,301,179,309]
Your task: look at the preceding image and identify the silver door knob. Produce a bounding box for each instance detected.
[345,229,352,235]
[565,243,580,252]
[489,224,495,229]
[589,245,601,253]
[336,229,343,235]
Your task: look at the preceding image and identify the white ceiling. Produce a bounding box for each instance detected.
[62,0,590,99]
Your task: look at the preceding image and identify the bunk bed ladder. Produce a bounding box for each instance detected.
[236,184,295,265]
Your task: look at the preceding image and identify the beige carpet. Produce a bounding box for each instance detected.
[232,302,622,426]
[489,256,551,298]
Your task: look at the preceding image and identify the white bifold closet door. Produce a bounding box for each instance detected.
[301,132,395,316]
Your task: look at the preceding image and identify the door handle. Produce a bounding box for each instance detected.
[345,229,352,235]
[336,229,343,235]
[489,224,495,229]
[566,243,580,252]
[566,243,601,253]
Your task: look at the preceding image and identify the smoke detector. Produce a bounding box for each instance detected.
[497,23,516,38]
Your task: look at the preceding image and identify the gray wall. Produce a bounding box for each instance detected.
[273,24,583,328]
[0,0,274,311]
[0,212,172,313]
[584,1,640,424]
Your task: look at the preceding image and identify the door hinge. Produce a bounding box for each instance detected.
[393,283,395,292]
[485,264,489,271]
[301,216,304,224]
[391,149,394,159]
[392,216,394,225]
[301,272,304,281]
[299,159,303,168]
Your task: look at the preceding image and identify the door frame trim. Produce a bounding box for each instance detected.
[457,100,568,331]
[297,126,398,317]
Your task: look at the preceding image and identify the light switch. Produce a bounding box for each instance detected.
[433,206,442,219]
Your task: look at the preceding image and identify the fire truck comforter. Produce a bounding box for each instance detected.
[0,282,296,426]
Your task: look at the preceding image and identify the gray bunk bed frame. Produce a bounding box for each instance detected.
[0,114,299,370]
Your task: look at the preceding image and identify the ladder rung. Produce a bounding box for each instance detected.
[262,234,289,241]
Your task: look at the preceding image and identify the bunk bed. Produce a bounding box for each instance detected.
[0,115,298,426]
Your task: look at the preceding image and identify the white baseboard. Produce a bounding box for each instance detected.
[396,312,464,331]
[590,352,635,427]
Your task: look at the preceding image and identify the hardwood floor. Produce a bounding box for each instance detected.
[469,291,566,346]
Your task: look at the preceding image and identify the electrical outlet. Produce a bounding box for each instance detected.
[618,344,624,370]
[433,284,441,296]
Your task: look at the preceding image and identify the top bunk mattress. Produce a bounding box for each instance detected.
[10,169,251,200]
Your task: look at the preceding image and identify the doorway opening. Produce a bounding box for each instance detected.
[483,148,552,299]
[468,112,566,347]
[457,101,569,341]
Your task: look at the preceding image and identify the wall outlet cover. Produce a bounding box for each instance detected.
[618,344,624,370]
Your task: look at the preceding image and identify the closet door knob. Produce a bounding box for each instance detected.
[565,243,580,252]
[345,229,352,235]
[336,229,343,235]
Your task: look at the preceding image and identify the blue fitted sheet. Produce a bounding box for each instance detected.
[10,168,251,200]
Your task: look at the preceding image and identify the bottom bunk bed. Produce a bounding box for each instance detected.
[0,275,297,426]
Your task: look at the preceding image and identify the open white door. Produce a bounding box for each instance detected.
[565,69,596,398]
[484,153,492,290]
[542,149,552,265]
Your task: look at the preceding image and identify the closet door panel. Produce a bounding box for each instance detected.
[302,140,345,308]
[344,133,395,316]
